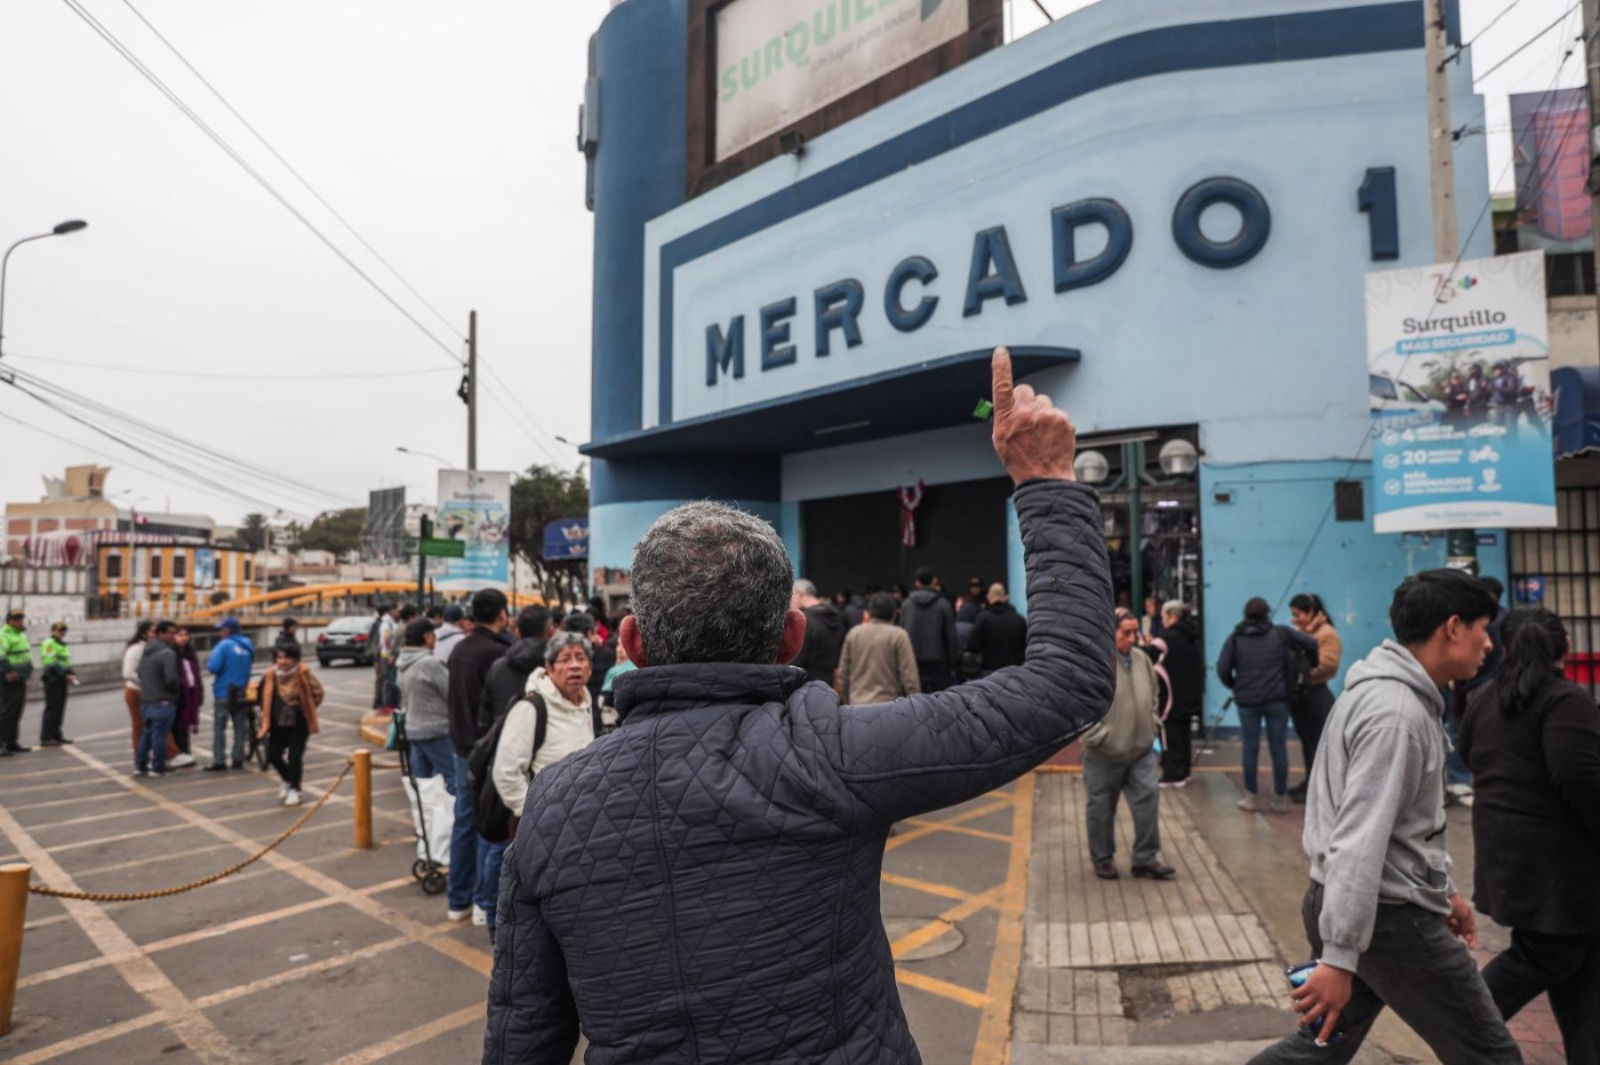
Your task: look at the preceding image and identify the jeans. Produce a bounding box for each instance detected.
[137,701,176,773]
[407,735,455,781]
[1290,684,1334,777]
[210,690,251,766]
[476,838,508,928]
[1082,748,1162,866]
[1247,883,1521,1065]
[40,673,68,742]
[1239,701,1291,796]
[448,751,478,911]
[1483,929,1600,1065]
[266,719,308,790]
[1442,708,1473,788]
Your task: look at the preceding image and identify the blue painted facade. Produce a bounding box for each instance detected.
[583,0,1501,727]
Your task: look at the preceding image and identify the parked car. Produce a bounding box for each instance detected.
[1370,373,1446,414]
[316,616,374,668]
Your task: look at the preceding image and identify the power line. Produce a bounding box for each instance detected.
[476,359,572,467]
[57,0,464,368]
[114,0,467,346]
[1450,0,1531,62]
[1473,1,1580,83]
[4,352,455,381]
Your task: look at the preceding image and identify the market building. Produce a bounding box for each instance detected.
[580,0,1506,726]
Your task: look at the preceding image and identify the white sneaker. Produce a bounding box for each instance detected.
[1445,783,1473,798]
[277,781,289,801]
[446,907,472,922]
[471,904,489,927]
[1236,793,1262,812]
[282,789,302,807]
[168,753,196,769]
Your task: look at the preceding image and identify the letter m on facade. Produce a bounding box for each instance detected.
[706,316,745,385]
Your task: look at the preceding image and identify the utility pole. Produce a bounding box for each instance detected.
[1425,0,1478,573]
[467,310,478,472]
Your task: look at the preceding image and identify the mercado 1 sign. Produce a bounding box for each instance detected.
[1364,250,1556,533]
[715,0,968,160]
[434,470,512,591]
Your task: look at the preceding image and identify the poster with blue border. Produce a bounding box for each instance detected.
[434,470,511,591]
[1364,251,1556,533]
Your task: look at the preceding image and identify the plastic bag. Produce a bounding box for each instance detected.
[401,771,455,864]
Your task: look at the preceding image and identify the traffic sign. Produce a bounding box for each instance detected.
[418,538,466,559]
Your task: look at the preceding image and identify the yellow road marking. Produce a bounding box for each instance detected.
[886,799,1011,852]
[971,770,1037,1065]
[901,819,1013,844]
[1,1012,165,1065]
[321,1003,484,1065]
[891,885,1004,959]
[880,872,980,904]
[895,966,991,1009]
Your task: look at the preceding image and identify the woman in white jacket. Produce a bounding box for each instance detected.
[492,631,597,828]
[121,621,152,753]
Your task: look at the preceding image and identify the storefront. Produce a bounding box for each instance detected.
[580,0,1503,726]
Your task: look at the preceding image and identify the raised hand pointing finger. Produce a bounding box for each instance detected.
[989,346,1077,486]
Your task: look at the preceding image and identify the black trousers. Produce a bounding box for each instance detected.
[1484,928,1600,1065]
[917,662,951,694]
[1161,708,1195,781]
[40,674,68,742]
[266,719,309,790]
[0,680,24,747]
[1290,683,1334,776]
[1248,883,1521,1065]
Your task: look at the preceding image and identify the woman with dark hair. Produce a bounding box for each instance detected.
[1459,607,1600,1063]
[121,620,154,753]
[1217,596,1318,814]
[170,627,204,769]
[1287,593,1343,803]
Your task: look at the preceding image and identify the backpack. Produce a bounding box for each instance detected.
[1275,626,1313,701]
[468,692,547,843]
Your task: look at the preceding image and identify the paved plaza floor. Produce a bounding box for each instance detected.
[0,674,1566,1064]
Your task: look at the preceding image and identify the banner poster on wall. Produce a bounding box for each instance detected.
[1364,250,1556,533]
[435,470,512,591]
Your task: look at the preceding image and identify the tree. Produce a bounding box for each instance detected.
[299,507,367,558]
[508,464,589,600]
[238,513,270,552]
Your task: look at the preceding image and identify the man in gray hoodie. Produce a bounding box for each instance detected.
[1249,569,1519,1064]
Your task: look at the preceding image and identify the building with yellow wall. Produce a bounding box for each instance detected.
[95,538,263,617]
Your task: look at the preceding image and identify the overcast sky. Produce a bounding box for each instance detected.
[0,0,1582,527]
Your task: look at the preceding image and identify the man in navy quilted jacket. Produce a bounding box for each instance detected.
[485,348,1115,1064]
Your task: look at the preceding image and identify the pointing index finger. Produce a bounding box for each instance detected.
[991,346,1015,419]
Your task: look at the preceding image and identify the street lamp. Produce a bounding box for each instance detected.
[396,446,453,466]
[0,220,89,359]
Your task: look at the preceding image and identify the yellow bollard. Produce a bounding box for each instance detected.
[0,863,30,1036]
[352,749,373,850]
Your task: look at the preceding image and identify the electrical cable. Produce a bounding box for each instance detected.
[114,0,468,346]
[3,365,350,509]
[4,352,455,381]
[57,0,464,368]
[1473,1,1580,83]
[1449,0,1530,63]
[476,359,573,467]
[1491,17,1583,250]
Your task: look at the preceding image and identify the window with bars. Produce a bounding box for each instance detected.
[1509,487,1600,701]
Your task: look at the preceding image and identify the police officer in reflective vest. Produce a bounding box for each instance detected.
[0,608,35,755]
[39,621,77,746]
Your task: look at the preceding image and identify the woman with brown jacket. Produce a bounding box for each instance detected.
[1288,593,1343,803]
[256,643,323,807]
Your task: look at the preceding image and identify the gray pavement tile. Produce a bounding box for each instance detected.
[16,910,100,979]
[897,907,999,996]
[157,902,399,1000]
[377,1015,492,1065]
[49,1020,203,1065]
[25,807,187,848]
[958,806,1018,837]
[366,880,465,928]
[201,941,486,1064]
[311,837,427,891]
[2,959,154,1058]
[105,867,326,945]
[898,975,983,1060]
[889,829,1011,897]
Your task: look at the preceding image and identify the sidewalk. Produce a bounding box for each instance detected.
[1012,746,1569,1065]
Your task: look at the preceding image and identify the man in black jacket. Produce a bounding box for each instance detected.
[484,348,1114,1065]
[1156,601,1205,785]
[446,589,511,928]
[968,582,1027,674]
[479,604,552,733]
[789,579,845,686]
[899,567,960,692]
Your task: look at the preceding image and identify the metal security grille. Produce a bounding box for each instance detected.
[1510,487,1600,700]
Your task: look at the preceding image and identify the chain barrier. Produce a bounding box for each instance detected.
[26,758,357,902]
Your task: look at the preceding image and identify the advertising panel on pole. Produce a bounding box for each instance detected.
[364,487,407,562]
[434,471,511,591]
[1365,250,1556,533]
[714,0,969,160]
[542,518,590,561]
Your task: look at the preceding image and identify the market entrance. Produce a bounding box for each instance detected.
[801,477,1013,598]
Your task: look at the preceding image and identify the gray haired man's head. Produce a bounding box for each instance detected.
[631,502,792,665]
